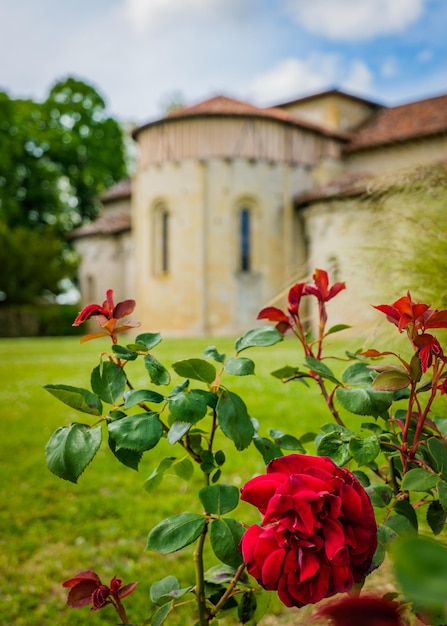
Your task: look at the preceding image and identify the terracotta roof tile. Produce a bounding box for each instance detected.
[295,172,373,205]
[346,93,447,151]
[100,178,132,203]
[70,211,131,239]
[133,95,349,140]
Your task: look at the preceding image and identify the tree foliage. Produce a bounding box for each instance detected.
[0,223,78,304]
[0,77,128,304]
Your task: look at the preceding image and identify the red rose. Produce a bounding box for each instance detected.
[240,454,377,608]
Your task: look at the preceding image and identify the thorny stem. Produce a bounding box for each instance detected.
[194,519,209,626]
[209,563,247,617]
[315,377,345,427]
[409,360,445,460]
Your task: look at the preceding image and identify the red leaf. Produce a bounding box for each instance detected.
[257,307,288,323]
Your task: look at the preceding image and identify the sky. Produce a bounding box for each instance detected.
[1,0,447,125]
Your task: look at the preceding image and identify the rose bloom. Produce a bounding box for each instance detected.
[240,454,377,608]
[318,594,405,626]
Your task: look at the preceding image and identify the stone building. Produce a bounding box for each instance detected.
[71,89,447,336]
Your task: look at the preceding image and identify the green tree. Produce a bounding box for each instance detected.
[0,77,128,305]
[0,92,63,230]
[0,223,78,304]
[43,77,127,227]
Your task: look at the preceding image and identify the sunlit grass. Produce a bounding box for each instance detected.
[1,333,390,625]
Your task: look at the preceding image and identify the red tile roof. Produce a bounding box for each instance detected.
[133,95,349,140]
[100,178,132,203]
[69,210,131,239]
[346,93,447,151]
[295,173,373,206]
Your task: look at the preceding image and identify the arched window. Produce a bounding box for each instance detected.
[239,207,251,272]
[153,204,170,275]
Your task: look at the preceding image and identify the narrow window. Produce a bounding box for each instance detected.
[153,205,170,275]
[240,208,251,272]
[161,209,169,273]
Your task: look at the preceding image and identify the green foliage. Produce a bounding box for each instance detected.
[0,78,127,305]
[18,266,447,625]
[0,223,78,304]
[45,422,102,483]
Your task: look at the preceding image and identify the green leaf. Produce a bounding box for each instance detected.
[394,499,418,530]
[342,361,376,385]
[224,356,255,376]
[392,535,447,616]
[200,450,215,474]
[438,480,447,509]
[91,361,126,404]
[434,417,447,435]
[401,468,439,492]
[269,429,305,452]
[146,513,206,553]
[168,390,209,423]
[253,436,283,464]
[372,370,410,391]
[409,353,423,382]
[317,433,351,466]
[172,358,217,384]
[270,365,309,382]
[384,513,416,536]
[352,470,370,487]
[144,354,171,386]
[336,386,393,417]
[373,524,396,569]
[304,356,340,384]
[238,591,257,625]
[235,326,283,353]
[326,323,351,336]
[150,576,180,602]
[173,457,194,481]
[427,501,447,535]
[216,390,254,450]
[44,384,103,416]
[135,332,162,350]
[108,412,163,452]
[167,421,192,444]
[151,601,172,626]
[45,423,102,483]
[144,457,176,493]
[428,438,447,480]
[204,564,240,584]
[209,518,244,568]
[349,435,380,465]
[123,389,165,408]
[108,435,142,470]
[215,450,226,466]
[366,484,393,508]
[203,345,226,363]
[112,344,138,360]
[199,484,240,515]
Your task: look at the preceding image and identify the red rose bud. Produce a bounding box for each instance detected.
[240,454,377,608]
[318,594,405,626]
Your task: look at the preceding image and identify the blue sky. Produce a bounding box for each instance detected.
[1,0,446,124]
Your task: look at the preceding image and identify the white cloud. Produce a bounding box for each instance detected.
[285,0,426,40]
[248,55,373,104]
[124,0,243,33]
[342,60,373,93]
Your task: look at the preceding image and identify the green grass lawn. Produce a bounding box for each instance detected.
[0,333,390,625]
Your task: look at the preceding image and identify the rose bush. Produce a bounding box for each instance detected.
[240,454,377,608]
[45,269,447,625]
